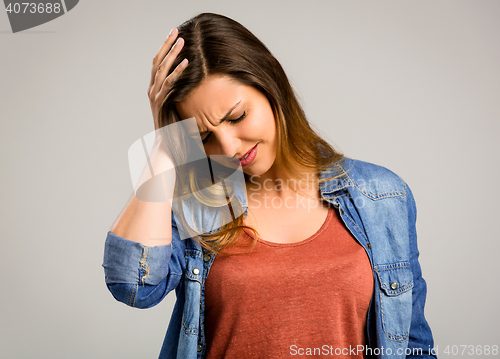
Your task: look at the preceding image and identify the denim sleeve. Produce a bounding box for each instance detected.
[405,183,438,359]
[102,229,183,309]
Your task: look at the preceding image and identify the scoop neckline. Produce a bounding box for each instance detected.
[243,206,334,247]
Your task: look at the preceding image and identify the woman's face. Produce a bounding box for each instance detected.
[175,75,278,177]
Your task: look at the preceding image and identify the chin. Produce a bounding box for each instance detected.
[243,159,275,177]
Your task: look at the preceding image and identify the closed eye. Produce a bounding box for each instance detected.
[201,111,247,144]
[228,111,247,124]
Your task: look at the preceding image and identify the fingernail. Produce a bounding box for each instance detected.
[169,28,175,35]
[181,58,188,66]
[175,38,183,46]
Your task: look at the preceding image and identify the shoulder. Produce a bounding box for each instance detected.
[329,157,409,200]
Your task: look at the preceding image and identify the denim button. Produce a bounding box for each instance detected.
[367,243,371,249]
[197,344,202,352]
[192,267,200,275]
[203,254,211,262]
[340,208,345,215]
[390,282,398,290]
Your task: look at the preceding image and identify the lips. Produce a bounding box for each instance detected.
[238,144,258,161]
[239,144,258,167]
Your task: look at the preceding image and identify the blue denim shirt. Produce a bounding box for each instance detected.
[102,158,436,358]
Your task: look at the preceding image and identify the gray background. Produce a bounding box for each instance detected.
[1,0,499,358]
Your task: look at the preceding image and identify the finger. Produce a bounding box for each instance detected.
[156,58,189,107]
[151,37,185,96]
[148,28,178,90]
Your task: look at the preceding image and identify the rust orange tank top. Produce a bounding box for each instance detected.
[204,205,374,358]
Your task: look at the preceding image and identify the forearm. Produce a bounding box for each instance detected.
[110,140,176,247]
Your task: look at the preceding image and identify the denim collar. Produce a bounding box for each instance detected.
[319,157,352,195]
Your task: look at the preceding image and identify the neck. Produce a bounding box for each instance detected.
[244,163,320,199]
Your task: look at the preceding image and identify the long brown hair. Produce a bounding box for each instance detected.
[157,12,344,254]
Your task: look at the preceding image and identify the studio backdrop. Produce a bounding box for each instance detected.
[1,1,499,358]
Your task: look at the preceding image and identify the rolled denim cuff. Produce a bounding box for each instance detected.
[102,231,172,286]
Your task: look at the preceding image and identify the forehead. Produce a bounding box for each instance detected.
[175,75,243,120]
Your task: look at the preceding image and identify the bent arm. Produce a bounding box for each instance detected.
[102,139,183,308]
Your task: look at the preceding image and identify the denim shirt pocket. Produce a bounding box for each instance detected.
[374,262,414,342]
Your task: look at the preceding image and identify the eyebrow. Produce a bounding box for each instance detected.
[199,100,241,135]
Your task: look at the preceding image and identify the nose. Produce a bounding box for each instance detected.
[210,127,240,158]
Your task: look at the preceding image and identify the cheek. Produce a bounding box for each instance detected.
[259,103,277,132]
[245,108,276,138]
